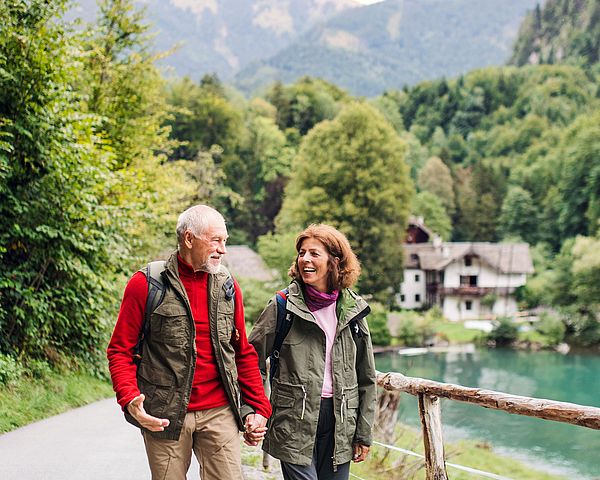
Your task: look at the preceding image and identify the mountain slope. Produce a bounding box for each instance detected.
[510,0,599,66]
[234,0,540,96]
[71,0,360,80]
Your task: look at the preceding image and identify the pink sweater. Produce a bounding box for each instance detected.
[312,302,338,398]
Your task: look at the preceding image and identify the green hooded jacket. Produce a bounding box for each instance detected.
[248,280,377,467]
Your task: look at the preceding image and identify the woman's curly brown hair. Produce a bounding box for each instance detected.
[288,224,361,292]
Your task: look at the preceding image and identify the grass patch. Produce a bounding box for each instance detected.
[430,319,483,344]
[0,369,113,433]
[350,424,565,480]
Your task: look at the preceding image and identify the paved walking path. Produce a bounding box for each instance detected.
[0,398,282,479]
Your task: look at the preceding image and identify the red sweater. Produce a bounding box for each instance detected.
[107,256,271,419]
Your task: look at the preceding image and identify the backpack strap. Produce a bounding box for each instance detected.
[350,318,363,338]
[133,260,166,365]
[223,276,235,301]
[269,288,291,384]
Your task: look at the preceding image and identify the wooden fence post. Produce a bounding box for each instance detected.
[418,394,448,480]
[375,388,401,444]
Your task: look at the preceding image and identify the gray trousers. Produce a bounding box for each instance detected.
[280,398,351,480]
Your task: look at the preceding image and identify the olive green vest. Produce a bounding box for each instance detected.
[125,251,249,440]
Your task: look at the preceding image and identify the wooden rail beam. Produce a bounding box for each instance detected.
[377,372,600,430]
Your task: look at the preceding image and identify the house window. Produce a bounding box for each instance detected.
[400,294,405,302]
[465,300,473,310]
[460,275,478,286]
[415,274,420,282]
[410,253,419,262]
[415,294,421,302]
[465,256,473,267]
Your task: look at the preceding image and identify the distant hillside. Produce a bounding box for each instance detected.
[71,0,360,80]
[234,0,540,96]
[510,0,599,67]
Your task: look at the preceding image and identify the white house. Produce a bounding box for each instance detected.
[398,239,534,321]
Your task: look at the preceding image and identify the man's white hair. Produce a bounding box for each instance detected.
[176,205,225,247]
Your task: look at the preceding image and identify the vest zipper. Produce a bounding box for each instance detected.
[170,285,196,432]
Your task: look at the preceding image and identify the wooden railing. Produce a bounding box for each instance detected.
[377,372,600,480]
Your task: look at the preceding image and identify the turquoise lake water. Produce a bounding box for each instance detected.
[375,348,600,479]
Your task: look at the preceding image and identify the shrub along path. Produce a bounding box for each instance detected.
[0,397,281,479]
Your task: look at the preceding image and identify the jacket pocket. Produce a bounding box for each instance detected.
[269,380,304,446]
[138,364,174,388]
[342,385,360,447]
[151,303,189,344]
[137,370,175,420]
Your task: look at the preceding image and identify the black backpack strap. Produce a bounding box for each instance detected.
[269,288,291,384]
[223,276,235,301]
[133,260,166,365]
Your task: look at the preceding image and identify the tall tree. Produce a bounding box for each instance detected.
[265,76,347,136]
[556,111,600,240]
[498,186,539,243]
[0,0,121,365]
[412,192,452,240]
[223,114,296,243]
[166,75,243,161]
[417,156,456,216]
[80,0,172,169]
[277,102,413,298]
[78,0,196,262]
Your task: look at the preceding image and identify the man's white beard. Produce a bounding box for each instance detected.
[200,258,221,274]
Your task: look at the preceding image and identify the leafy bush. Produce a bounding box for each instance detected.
[395,311,435,346]
[256,232,298,281]
[367,303,391,346]
[487,318,518,346]
[562,308,600,347]
[0,354,23,386]
[535,311,566,346]
[238,278,277,327]
[24,359,53,379]
[480,293,497,309]
[423,305,444,322]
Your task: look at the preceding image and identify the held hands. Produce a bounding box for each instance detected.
[352,444,370,463]
[243,413,268,446]
[127,394,170,432]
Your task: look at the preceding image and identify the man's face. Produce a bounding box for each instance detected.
[189,219,228,273]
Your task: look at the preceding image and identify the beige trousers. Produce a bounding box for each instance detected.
[142,404,243,480]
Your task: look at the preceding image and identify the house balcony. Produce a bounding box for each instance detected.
[437,286,516,296]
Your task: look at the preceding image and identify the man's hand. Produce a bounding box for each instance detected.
[352,444,370,463]
[243,413,268,446]
[127,394,170,432]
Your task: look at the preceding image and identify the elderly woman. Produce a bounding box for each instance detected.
[248,224,377,480]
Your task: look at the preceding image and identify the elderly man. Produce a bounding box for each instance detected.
[107,205,270,479]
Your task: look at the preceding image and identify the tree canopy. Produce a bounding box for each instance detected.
[277,102,413,298]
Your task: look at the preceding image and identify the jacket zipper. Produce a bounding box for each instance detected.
[332,304,369,470]
[301,385,307,420]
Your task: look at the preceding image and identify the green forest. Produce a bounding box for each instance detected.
[1,0,599,386]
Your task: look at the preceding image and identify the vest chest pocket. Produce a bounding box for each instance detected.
[151,303,189,344]
[217,298,235,338]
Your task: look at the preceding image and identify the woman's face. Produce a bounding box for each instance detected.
[297,237,331,293]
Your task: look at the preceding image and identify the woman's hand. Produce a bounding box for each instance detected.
[352,443,370,462]
[243,413,268,446]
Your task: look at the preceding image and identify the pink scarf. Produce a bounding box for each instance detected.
[304,284,339,312]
